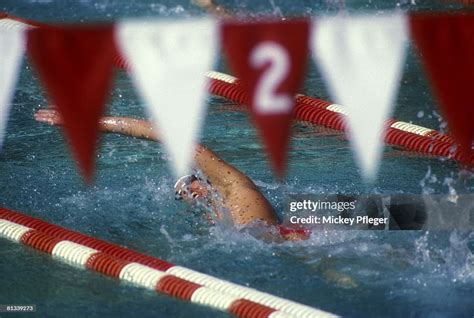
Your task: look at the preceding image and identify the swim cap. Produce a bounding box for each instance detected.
[174,174,198,200]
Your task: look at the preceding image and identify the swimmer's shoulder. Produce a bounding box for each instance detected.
[226,185,278,225]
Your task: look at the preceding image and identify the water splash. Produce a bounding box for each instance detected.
[414,230,474,283]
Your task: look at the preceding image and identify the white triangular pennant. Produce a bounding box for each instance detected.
[312,13,408,181]
[117,19,217,177]
[0,28,25,150]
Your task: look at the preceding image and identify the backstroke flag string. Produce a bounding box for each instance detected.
[0,13,472,182]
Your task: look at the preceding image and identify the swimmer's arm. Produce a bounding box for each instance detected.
[34,109,160,141]
[194,144,278,225]
[99,117,159,141]
[193,144,255,189]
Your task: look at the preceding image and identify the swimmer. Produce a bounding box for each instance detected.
[34,108,309,241]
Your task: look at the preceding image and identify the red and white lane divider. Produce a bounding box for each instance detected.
[0,208,336,318]
[205,71,473,165]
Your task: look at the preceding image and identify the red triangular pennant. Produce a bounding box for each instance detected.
[27,25,116,182]
[222,19,310,178]
[410,13,474,162]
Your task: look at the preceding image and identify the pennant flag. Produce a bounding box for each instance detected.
[28,25,116,182]
[0,28,26,150]
[312,13,408,181]
[222,20,310,178]
[117,19,217,177]
[410,13,474,162]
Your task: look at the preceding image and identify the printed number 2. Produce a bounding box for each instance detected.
[250,41,292,114]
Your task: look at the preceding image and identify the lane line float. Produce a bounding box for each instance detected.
[0,208,336,318]
[204,71,473,165]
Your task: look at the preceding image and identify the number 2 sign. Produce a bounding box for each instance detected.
[222,19,310,177]
[251,41,292,114]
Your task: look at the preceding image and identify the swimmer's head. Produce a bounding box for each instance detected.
[174,174,210,202]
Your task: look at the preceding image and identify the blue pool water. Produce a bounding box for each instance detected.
[0,1,473,317]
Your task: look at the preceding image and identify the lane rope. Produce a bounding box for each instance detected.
[0,208,337,318]
[204,70,472,165]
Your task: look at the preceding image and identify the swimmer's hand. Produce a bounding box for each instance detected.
[34,108,63,126]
